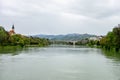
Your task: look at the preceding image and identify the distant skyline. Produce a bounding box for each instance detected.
[0,0,120,35]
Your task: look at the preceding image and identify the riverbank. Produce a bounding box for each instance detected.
[0,26,50,47]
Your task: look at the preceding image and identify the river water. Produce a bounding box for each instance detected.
[0,45,120,80]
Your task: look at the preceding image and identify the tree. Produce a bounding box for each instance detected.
[106,32,115,49]
[0,26,50,47]
[0,26,9,45]
[100,25,120,51]
[100,37,107,48]
[9,34,25,47]
[113,26,120,51]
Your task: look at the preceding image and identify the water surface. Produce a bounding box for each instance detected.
[0,45,120,80]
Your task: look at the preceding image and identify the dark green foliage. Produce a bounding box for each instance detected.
[9,34,25,47]
[100,25,120,52]
[0,26,50,47]
[113,26,120,51]
[29,36,50,46]
[0,26,9,45]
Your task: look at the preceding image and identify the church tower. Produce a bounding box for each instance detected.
[12,24,15,30]
[9,24,15,35]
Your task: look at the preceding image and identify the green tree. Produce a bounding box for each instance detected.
[106,32,115,49]
[113,26,120,51]
[100,25,120,52]
[9,34,25,47]
[0,26,9,45]
[0,26,50,47]
[100,37,107,48]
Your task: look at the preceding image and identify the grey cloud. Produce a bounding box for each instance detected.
[0,0,120,35]
[68,0,120,19]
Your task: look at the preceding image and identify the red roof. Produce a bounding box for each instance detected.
[9,29,15,35]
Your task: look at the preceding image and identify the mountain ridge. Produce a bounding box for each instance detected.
[33,33,96,41]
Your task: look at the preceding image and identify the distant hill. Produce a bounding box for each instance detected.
[33,33,96,41]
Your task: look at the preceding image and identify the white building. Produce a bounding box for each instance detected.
[89,36,103,41]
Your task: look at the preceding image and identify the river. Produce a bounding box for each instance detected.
[0,45,120,80]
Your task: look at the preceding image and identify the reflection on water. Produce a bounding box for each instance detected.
[0,46,24,55]
[101,50,120,80]
[0,45,120,80]
[102,49,120,62]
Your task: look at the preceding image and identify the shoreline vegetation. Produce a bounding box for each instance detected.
[50,24,120,52]
[0,24,120,53]
[0,25,50,48]
[90,24,120,52]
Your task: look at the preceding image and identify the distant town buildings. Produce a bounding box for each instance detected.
[89,36,103,41]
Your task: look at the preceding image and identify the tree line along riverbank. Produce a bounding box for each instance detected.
[0,26,50,47]
[99,24,120,52]
[0,24,120,52]
[49,25,120,52]
[77,24,120,52]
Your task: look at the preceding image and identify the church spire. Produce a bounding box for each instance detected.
[9,24,15,35]
[12,24,14,30]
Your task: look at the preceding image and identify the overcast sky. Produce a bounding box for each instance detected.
[0,0,120,35]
